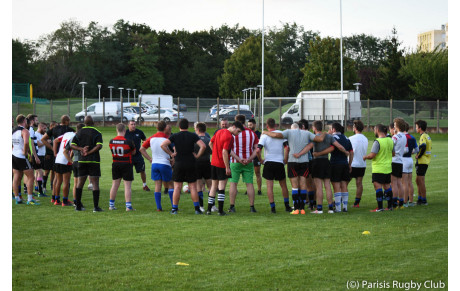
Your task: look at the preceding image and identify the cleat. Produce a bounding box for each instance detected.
[334,209,341,213]
[422,202,428,206]
[250,206,257,213]
[218,212,227,216]
[93,207,103,212]
[370,208,384,212]
[408,202,416,207]
[15,200,24,205]
[27,200,40,205]
[156,209,163,212]
[126,208,135,212]
[205,210,212,215]
[257,190,262,195]
[352,204,360,208]
[343,208,348,213]
[38,193,49,198]
[211,205,218,212]
[199,206,205,212]
[311,210,323,214]
[290,209,300,215]
[109,206,117,210]
[62,201,73,207]
[195,210,203,215]
[228,207,236,213]
[328,210,334,214]
[54,200,61,205]
[143,185,151,192]
[285,206,293,212]
[51,198,55,203]
[75,207,86,211]
[300,209,306,215]
[271,207,276,214]
[170,209,178,215]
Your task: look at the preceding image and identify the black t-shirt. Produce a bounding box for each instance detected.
[46,125,74,155]
[169,131,199,165]
[71,126,103,163]
[124,129,146,159]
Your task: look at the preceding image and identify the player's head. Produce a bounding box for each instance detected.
[38,122,47,133]
[393,118,405,133]
[16,114,27,126]
[312,120,323,133]
[157,121,167,132]
[195,122,206,134]
[415,120,427,133]
[374,124,387,137]
[265,118,276,130]
[220,118,229,129]
[403,121,410,132]
[179,119,189,130]
[291,123,299,130]
[26,114,38,127]
[76,123,84,132]
[235,114,246,124]
[389,122,395,135]
[60,115,70,125]
[128,120,136,131]
[353,120,364,133]
[116,123,126,135]
[50,121,57,129]
[84,116,94,126]
[165,125,172,136]
[298,119,309,130]
[229,121,244,136]
[247,118,256,131]
[331,122,344,134]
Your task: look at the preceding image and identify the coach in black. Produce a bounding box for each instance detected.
[71,116,104,212]
[125,120,149,191]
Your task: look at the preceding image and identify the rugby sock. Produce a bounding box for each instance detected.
[55,195,60,202]
[422,197,427,203]
[217,190,225,213]
[63,197,68,204]
[37,178,43,194]
[93,190,100,208]
[193,201,200,211]
[300,190,307,210]
[399,198,404,207]
[168,189,174,205]
[207,196,215,212]
[334,192,342,212]
[317,204,323,211]
[354,197,361,206]
[126,202,132,209]
[392,197,398,208]
[198,191,204,207]
[16,196,21,202]
[154,192,162,210]
[385,188,393,209]
[376,188,383,209]
[143,183,147,187]
[43,175,48,189]
[284,197,290,209]
[229,204,235,209]
[28,194,33,202]
[328,203,334,211]
[23,184,27,194]
[308,191,315,206]
[342,192,349,211]
[291,188,299,210]
[109,199,115,208]
[172,204,178,211]
[76,188,83,209]
[270,202,276,209]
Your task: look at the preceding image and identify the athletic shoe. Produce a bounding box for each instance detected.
[311,210,323,214]
[195,210,203,215]
[422,202,428,206]
[199,206,205,212]
[62,201,73,207]
[370,208,384,212]
[88,183,93,190]
[143,185,151,191]
[156,209,162,212]
[43,188,46,194]
[285,206,293,212]
[257,190,262,195]
[54,200,61,205]
[205,210,212,215]
[250,206,257,213]
[75,207,86,211]
[385,207,393,211]
[15,200,23,205]
[334,209,341,213]
[417,200,422,205]
[271,207,276,214]
[328,210,334,214]
[218,212,227,216]
[170,209,178,215]
[300,209,306,215]
[403,202,409,208]
[27,200,40,205]
[244,191,247,195]
[126,208,135,212]
[290,209,300,215]
[408,202,416,207]
[342,208,348,213]
[211,205,218,212]
[93,207,103,212]
[38,193,49,198]
[228,207,236,213]
[109,206,117,210]
[352,204,360,208]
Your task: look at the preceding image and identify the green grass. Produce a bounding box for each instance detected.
[13,126,448,290]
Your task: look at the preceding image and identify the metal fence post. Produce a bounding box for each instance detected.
[389,99,393,125]
[33,100,36,115]
[102,97,105,127]
[158,98,161,122]
[322,98,326,129]
[237,98,240,115]
[437,99,440,133]
[50,99,53,122]
[67,98,70,117]
[120,96,124,123]
[413,99,416,131]
[197,97,200,122]
[176,97,180,127]
[279,99,282,126]
[216,98,220,128]
[367,99,370,131]
[139,97,142,126]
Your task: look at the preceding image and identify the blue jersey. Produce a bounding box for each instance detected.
[330,133,353,165]
[403,133,418,158]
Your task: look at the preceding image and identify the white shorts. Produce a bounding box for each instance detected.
[402,157,414,174]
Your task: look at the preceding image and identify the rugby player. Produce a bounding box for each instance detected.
[390,119,407,209]
[349,120,368,208]
[402,121,418,207]
[25,114,40,195]
[125,120,149,191]
[53,127,77,206]
[213,118,229,135]
[64,123,84,207]
[34,122,48,197]
[247,118,262,196]
[194,122,213,212]
[415,120,431,205]
[42,121,57,194]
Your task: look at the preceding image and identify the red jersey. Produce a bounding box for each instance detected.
[109,136,135,163]
[230,127,259,163]
[210,129,234,168]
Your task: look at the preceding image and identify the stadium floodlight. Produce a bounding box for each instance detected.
[98,84,101,102]
[118,88,124,101]
[127,88,131,103]
[108,86,114,101]
[79,82,87,111]
[353,83,362,91]
[133,89,137,102]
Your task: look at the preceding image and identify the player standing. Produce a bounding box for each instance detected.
[125,120,150,191]
[34,122,48,197]
[348,120,368,208]
[42,121,57,194]
[390,118,407,209]
[194,122,213,212]
[53,129,76,206]
[247,118,262,196]
[415,120,432,205]
[109,124,136,211]
[402,121,418,207]
[63,123,84,207]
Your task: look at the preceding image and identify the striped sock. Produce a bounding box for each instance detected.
[172,204,178,211]
[198,191,204,207]
[300,190,307,210]
[342,192,349,210]
[126,202,132,209]
[207,196,215,212]
[334,192,342,212]
[376,188,383,209]
[109,199,115,208]
[154,192,162,210]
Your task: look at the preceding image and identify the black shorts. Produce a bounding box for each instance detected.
[173,162,197,183]
[211,165,232,181]
[350,167,366,178]
[54,163,73,174]
[391,162,403,178]
[307,162,313,177]
[33,156,45,170]
[372,173,391,184]
[196,161,212,180]
[78,162,101,177]
[72,161,80,178]
[112,163,134,181]
[12,155,32,171]
[287,162,309,178]
[330,164,351,182]
[43,154,55,171]
[416,163,429,176]
[311,159,331,179]
[253,157,261,167]
[262,161,286,181]
[132,157,145,173]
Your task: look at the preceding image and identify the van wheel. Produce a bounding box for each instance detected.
[282,117,293,124]
[107,116,114,122]
[138,117,144,122]
[164,117,170,122]
[79,116,84,122]
[122,117,128,122]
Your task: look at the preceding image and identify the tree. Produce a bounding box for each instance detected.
[218,36,288,99]
[210,24,255,53]
[12,39,38,83]
[344,34,391,70]
[300,36,357,91]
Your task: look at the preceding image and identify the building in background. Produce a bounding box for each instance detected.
[417,23,448,52]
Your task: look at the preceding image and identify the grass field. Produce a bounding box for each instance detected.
[12,126,448,290]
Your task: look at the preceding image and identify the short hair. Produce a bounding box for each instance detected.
[298,119,309,130]
[116,123,125,133]
[38,122,47,127]
[232,121,245,131]
[394,118,405,131]
[312,120,323,132]
[16,114,26,125]
[84,116,94,126]
[291,123,299,129]
[157,121,166,132]
[332,122,344,134]
[76,123,84,131]
[220,118,228,122]
[61,115,70,124]
[196,122,206,133]
[26,114,37,120]
[375,124,388,135]
[353,120,364,132]
[248,118,256,124]
[179,118,189,130]
[50,121,57,129]
[403,121,410,132]
[129,120,136,124]
[235,114,246,124]
[389,122,395,129]
[415,120,427,131]
[266,118,276,129]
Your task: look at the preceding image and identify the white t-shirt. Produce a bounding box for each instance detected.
[34,131,46,156]
[55,132,75,165]
[258,130,287,164]
[392,132,407,164]
[143,135,171,166]
[349,133,368,168]
[12,126,26,159]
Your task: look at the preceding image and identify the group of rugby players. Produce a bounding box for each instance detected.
[12,112,432,215]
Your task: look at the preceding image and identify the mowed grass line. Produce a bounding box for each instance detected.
[12,127,448,290]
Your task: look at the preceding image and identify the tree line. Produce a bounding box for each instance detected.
[12,20,447,101]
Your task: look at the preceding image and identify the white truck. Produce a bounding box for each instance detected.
[280,90,361,124]
[138,94,174,109]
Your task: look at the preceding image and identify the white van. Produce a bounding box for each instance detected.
[75,102,122,122]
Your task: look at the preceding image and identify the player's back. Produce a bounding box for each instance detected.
[109,136,134,164]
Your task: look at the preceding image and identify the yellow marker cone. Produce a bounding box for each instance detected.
[176,262,190,266]
[362,231,371,235]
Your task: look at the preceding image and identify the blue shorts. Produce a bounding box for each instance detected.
[151,163,172,182]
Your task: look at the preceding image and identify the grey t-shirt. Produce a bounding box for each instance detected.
[65,135,80,162]
[194,135,212,163]
[282,129,316,163]
[313,133,335,159]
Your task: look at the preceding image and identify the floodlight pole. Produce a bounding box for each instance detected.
[261,0,265,127]
[108,86,114,102]
[127,88,131,103]
[133,89,137,102]
[98,84,101,102]
[340,0,344,126]
[79,81,87,111]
